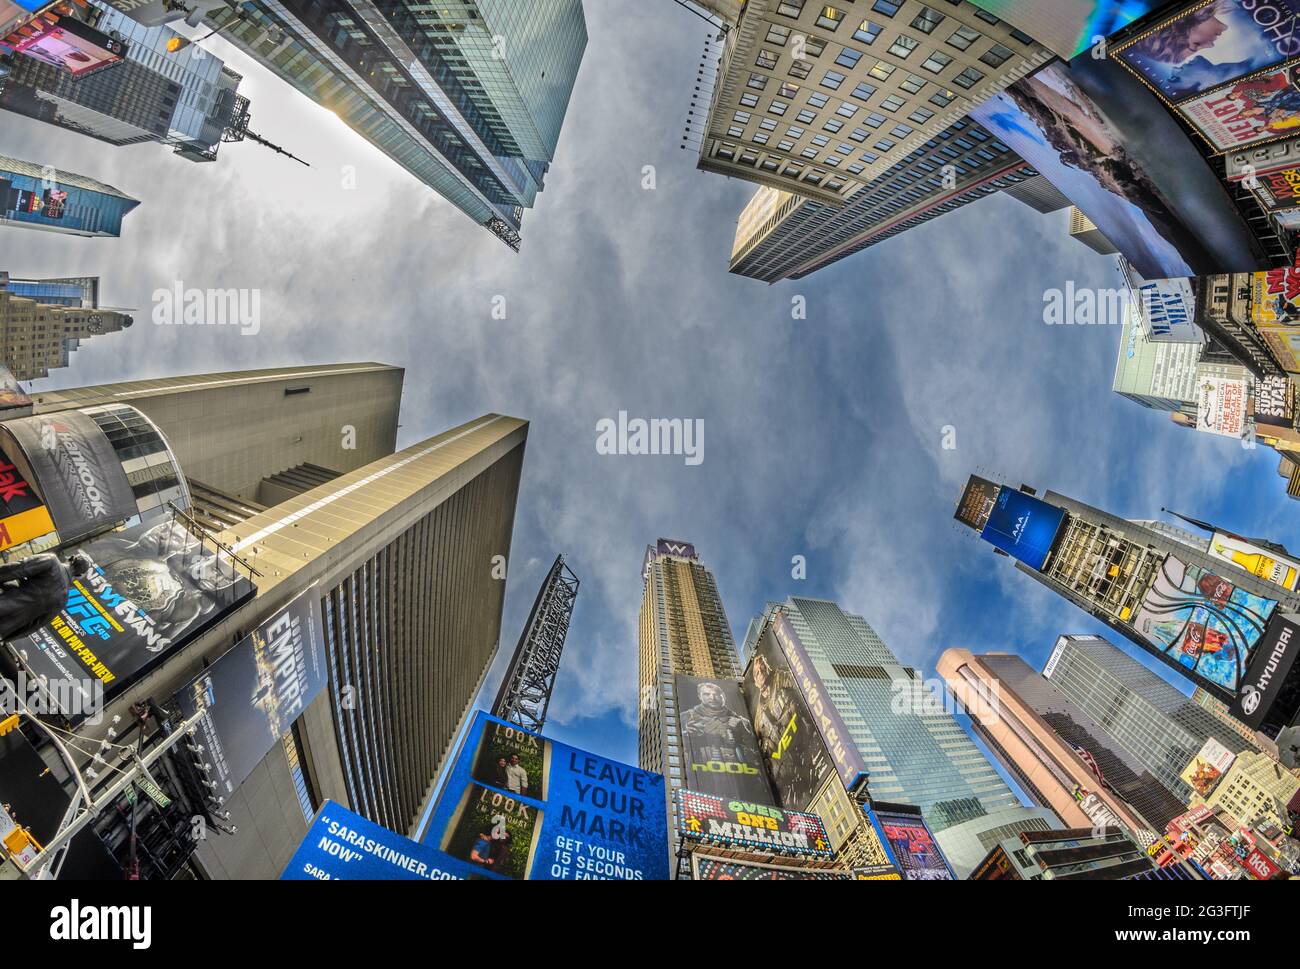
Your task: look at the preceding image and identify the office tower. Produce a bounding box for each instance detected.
[1,273,100,307]
[954,475,1300,738]
[0,2,257,164]
[999,173,1069,214]
[695,0,1051,205]
[970,827,1153,880]
[1111,309,1249,415]
[637,540,741,857]
[729,116,1039,281]
[1193,687,1265,748]
[13,364,527,878]
[746,596,1050,875]
[940,649,1187,833]
[191,0,587,249]
[1068,207,1116,255]
[0,273,132,380]
[0,153,139,237]
[1044,636,1259,806]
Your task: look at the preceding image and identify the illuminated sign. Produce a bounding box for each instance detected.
[675,789,832,857]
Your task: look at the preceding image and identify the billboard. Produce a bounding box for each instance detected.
[1135,277,1202,343]
[0,410,138,544]
[1250,164,1300,209]
[1252,374,1295,427]
[872,808,955,881]
[971,57,1268,278]
[1210,532,1300,590]
[674,789,832,857]
[174,588,327,799]
[425,711,668,880]
[1,11,127,77]
[675,674,773,803]
[979,486,1067,571]
[283,801,482,880]
[967,1,1165,60]
[0,449,56,553]
[1195,374,1250,438]
[1230,612,1300,727]
[0,362,31,409]
[690,854,851,880]
[1114,1,1300,103]
[6,518,255,718]
[954,474,1000,530]
[1179,66,1300,153]
[1131,555,1278,693]
[1179,737,1237,796]
[743,620,834,811]
[1250,268,1300,323]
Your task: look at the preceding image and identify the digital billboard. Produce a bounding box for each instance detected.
[1210,532,1300,590]
[1132,555,1278,693]
[675,674,774,803]
[1179,66,1300,153]
[971,57,1268,278]
[7,518,255,718]
[967,1,1164,60]
[425,711,668,880]
[979,486,1067,572]
[743,620,834,811]
[690,854,850,880]
[1114,0,1300,103]
[954,475,1000,531]
[1,11,127,77]
[283,801,482,880]
[871,808,956,881]
[674,789,832,857]
[173,588,327,799]
[1179,738,1237,797]
[1230,612,1300,727]
[0,449,56,553]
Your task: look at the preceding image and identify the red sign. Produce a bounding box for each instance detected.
[1245,848,1281,880]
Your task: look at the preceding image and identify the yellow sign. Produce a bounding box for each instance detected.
[0,504,56,552]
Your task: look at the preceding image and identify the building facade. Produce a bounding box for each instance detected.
[0,274,132,381]
[0,153,139,237]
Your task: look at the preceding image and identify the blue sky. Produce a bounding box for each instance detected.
[2,2,1294,786]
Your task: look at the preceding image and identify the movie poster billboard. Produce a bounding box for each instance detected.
[872,808,956,881]
[1131,555,1278,693]
[1252,374,1296,427]
[954,474,999,530]
[967,1,1164,61]
[690,854,851,880]
[425,711,668,880]
[979,486,1067,572]
[1,11,127,77]
[1180,738,1237,797]
[283,800,483,880]
[675,674,773,803]
[743,621,834,811]
[675,789,832,857]
[1195,374,1250,438]
[971,57,1268,278]
[0,448,55,553]
[173,588,327,798]
[0,410,138,543]
[6,518,255,719]
[1210,532,1300,590]
[1180,66,1300,153]
[1115,0,1300,103]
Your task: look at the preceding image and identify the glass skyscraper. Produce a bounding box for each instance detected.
[0,153,140,237]
[193,0,587,248]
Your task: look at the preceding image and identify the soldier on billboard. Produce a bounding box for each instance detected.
[681,681,760,771]
[0,551,91,642]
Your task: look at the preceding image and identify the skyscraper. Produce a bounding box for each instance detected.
[0,153,139,237]
[1043,636,1259,807]
[172,0,588,249]
[939,648,1187,833]
[10,363,527,878]
[694,0,1051,205]
[729,116,1039,281]
[0,272,132,380]
[0,2,257,164]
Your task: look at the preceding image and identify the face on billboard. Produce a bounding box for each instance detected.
[1180,738,1236,797]
[1181,66,1300,152]
[1132,555,1278,692]
[439,783,544,880]
[675,674,773,803]
[979,486,1067,571]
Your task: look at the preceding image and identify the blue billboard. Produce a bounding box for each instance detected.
[980,487,1067,571]
[423,711,669,880]
[283,801,482,880]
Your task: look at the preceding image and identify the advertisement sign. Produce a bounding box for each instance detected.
[979,486,1067,571]
[873,809,955,881]
[0,0,52,36]
[771,611,868,794]
[1,12,127,77]
[1,179,65,222]
[1251,164,1300,208]
[674,789,832,856]
[675,674,774,803]
[1253,374,1295,427]
[954,474,1000,530]
[1180,738,1238,796]
[972,58,1268,278]
[6,518,255,718]
[425,711,668,880]
[283,801,481,880]
[0,362,31,409]
[1136,277,1202,343]
[173,588,327,799]
[1210,532,1300,590]
[1250,268,1300,323]
[1258,326,1300,372]
[1245,847,1283,878]
[1132,555,1278,693]
[690,854,851,880]
[1230,612,1300,727]
[0,410,138,544]
[743,620,834,811]
[1179,66,1300,152]
[1076,787,1128,832]
[1115,0,1300,102]
[0,449,55,552]
[1195,375,1250,438]
[967,1,1164,61]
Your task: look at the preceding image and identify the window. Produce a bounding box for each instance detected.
[753,132,770,144]
[929,88,955,107]
[849,127,868,141]
[796,109,816,123]
[780,82,800,98]
[801,146,820,158]
[767,24,792,44]
[871,0,900,15]
[874,137,895,151]
[778,139,795,151]
[864,112,885,127]
[888,34,919,58]
[768,100,789,115]
[880,93,905,111]
[757,49,779,69]
[908,106,934,124]
[776,0,805,18]
[760,117,778,130]
[728,125,744,137]
[821,69,846,90]
[836,46,862,68]
[823,118,844,132]
[848,162,865,174]
[953,65,984,88]
[980,43,1013,68]
[890,123,912,138]
[787,125,806,137]
[922,50,952,73]
[947,25,980,50]
[851,81,877,101]
[835,102,858,117]
[789,59,813,79]
[853,20,882,44]
[808,91,830,107]
[899,73,926,94]
[740,92,760,107]
[733,110,752,123]
[869,60,895,80]
[911,6,944,33]
[805,36,827,56]
[812,133,831,146]
[815,5,845,30]
[748,73,770,90]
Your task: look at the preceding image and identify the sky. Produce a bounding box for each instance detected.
[2,1,1296,782]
